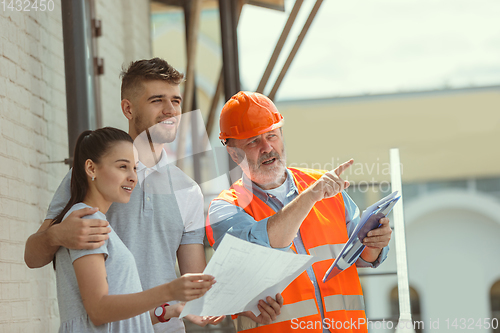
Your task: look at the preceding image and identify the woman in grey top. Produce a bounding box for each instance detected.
[51,127,215,333]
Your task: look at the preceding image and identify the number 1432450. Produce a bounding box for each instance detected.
[1,0,55,11]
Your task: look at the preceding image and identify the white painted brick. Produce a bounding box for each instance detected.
[11,300,27,319]
[10,263,26,281]
[0,260,11,280]
[13,163,28,181]
[48,318,60,333]
[25,17,41,40]
[0,174,9,195]
[52,57,65,78]
[16,202,28,221]
[41,62,52,84]
[29,77,41,99]
[25,34,38,59]
[0,301,12,320]
[0,242,10,263]
[7,19,19,45]
[3,282,19,299]
[17,322,31,333]
[31,122,44,139]
[16,124,32,147]
[24,184,35,205]
[48,15,62,39]
[0,37,4,60]
[0,154,13,178]
[3,39,20,64]
[0,323,12,333]
[18,281,31,299]
[39,26,50,48]
[0,197,18,218]
[7,59,17,82]
[7,178,21,200]
[35,279,48,299]
[24,265,37,282]
[0,54,8,77]
[5,143,21,165]
[15,11,27,30]
[30,95,45,118]
[0,76,6,97]
[34,132,46,153]
[53,74,66,95]
[16,88,30,111]
[29,94,43,117]
[48,297,58,317]
[10,243,24,264]
[0,13,8,35]
[31,61,43,80]
[9,219,26,243]
[16,67,30,90]
[2,242,15,263]
[17,48,29,71]
[0,218,9,241]
[9,9,25,29]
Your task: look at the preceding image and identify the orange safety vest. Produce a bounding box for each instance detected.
[206,168,368,333]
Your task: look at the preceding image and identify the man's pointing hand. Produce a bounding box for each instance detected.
[307,159,353,203]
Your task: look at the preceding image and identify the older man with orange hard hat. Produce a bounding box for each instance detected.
[206,91,393,333]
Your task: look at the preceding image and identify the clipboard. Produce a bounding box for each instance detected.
[322,191,401,283]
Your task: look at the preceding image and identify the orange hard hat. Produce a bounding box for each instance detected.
[219,91,284,142]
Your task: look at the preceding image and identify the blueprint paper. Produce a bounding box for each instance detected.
[180,234,315,318]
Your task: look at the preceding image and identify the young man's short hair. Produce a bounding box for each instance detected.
[120,58,184,100]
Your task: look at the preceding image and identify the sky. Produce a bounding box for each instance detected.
[237,0,500,101]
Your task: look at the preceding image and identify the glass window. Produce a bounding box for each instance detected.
[477,177,500,193]
[345,186,367,211]
[491,280,500,333]
[427,179,467,192]
[402,183,420,202]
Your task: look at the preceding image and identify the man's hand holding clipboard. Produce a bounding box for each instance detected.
[322,191,400,283]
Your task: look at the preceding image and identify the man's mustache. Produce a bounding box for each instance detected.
[258,151,281,165]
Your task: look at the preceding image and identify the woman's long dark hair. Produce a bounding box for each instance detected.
[51,127,133,227]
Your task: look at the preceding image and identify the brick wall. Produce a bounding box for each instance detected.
[0,1,151,331]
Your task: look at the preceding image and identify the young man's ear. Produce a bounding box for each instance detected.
[121,99,133,120]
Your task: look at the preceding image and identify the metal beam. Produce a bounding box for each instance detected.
[268,0,323,101]
[256,0,303,93]
[205,73,224,140]
[219,0,242,174]
[248,0,285,11]
[219,0,241,99]
[61,0,98,161]
[205,1,243,141]
[177,0,202,170]
[186,0,203,183]
[153,0,184,7]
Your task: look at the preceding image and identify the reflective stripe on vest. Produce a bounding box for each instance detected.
[324,295,365,312]
[234,299,321,332]
[308,243,346,261]
[274,299,319,323]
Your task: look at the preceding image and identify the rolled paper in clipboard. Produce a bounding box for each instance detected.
[322,191,401,283]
